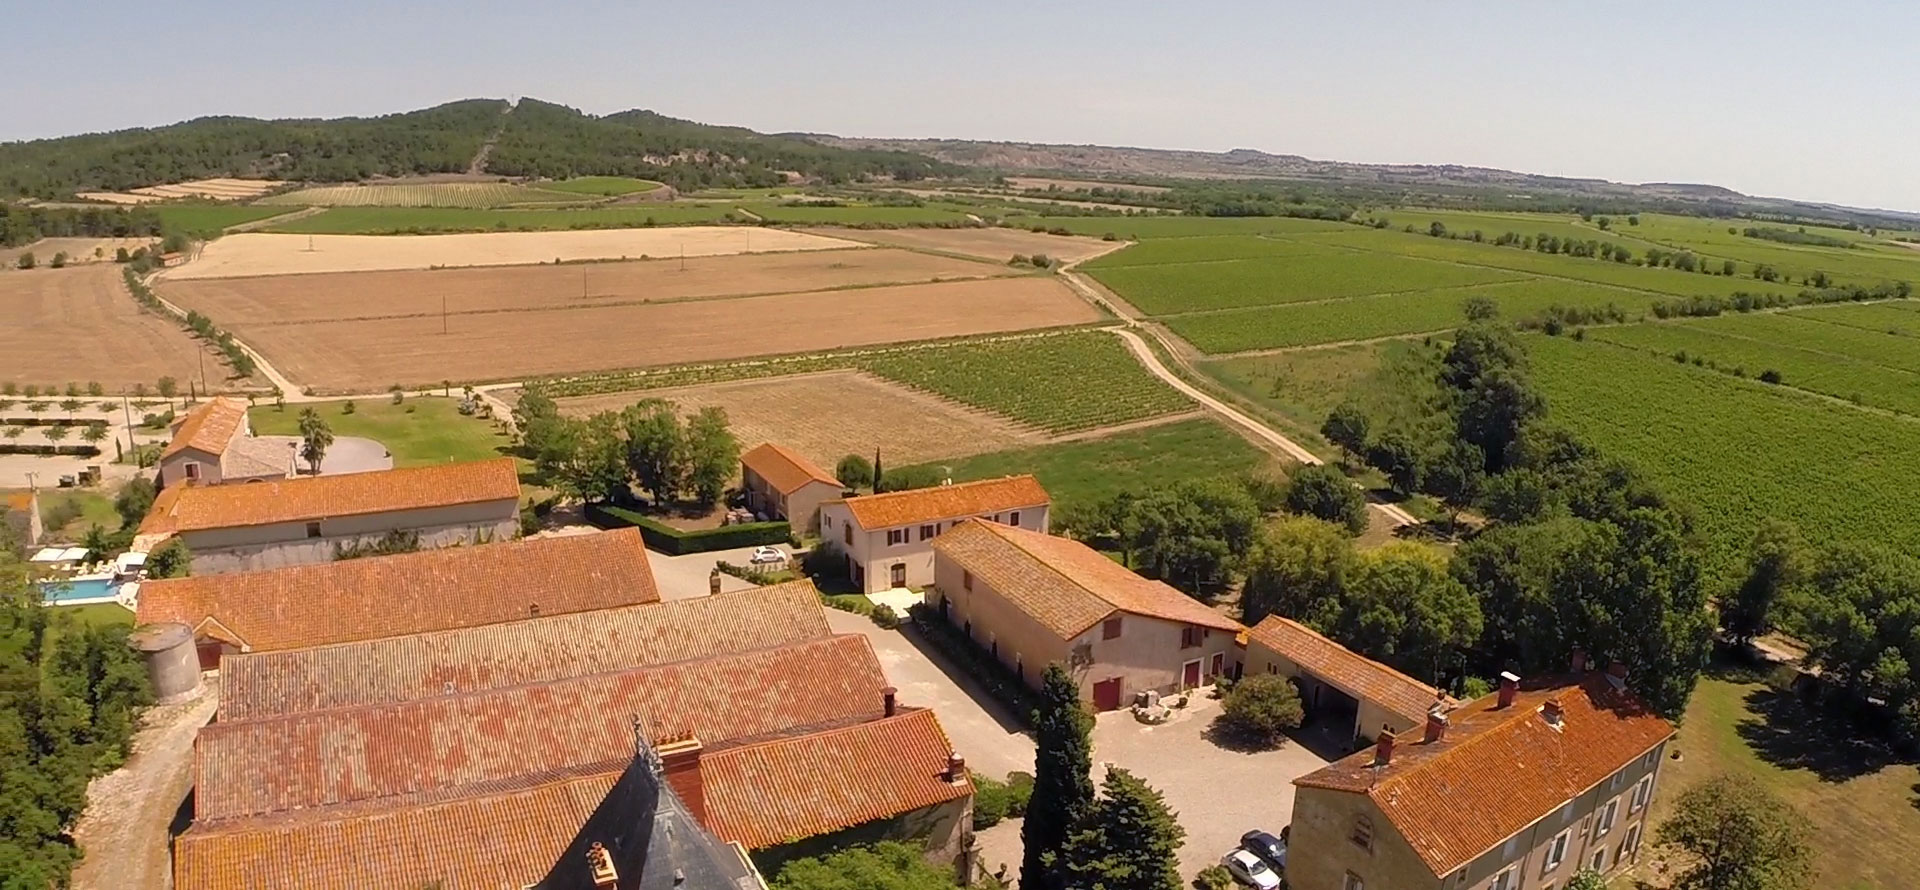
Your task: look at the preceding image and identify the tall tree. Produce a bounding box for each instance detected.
[870,449,884,493]
[1056,767,1186,890]
[835,454,872,491]
[1281,464,1368,535]
[1722,519,1804,645]
[551,413,629,504]
[1240,516,1356,628]
[1656,774,1813,890]
[1125,480,1261,596]
[680,406,739,507]
[1336,543,1482,684]
[1795,541,1920,745]
[620,400,684,504]
[1320,401,1370,464]
[296,407,333,474]
[1022,664,1094,890]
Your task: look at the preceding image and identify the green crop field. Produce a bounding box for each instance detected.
[154,204,300,236]
[542,177,665,196]
[1674,310,1920,375]
[536,330,1189,434]
[1003,215,1351,239]
[262,203,746,234]
[1589,316,1920,417]
[256,182,591,209]
[1785,300,1920,336]
[1080,234,1339,269]
[750,204,974,225]
[1089,251,1525,315]
[1530,333,1920,574]
[903,417,1272,512]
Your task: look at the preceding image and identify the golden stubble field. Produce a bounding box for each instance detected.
[163,227,859,279]
[0,266,237,391]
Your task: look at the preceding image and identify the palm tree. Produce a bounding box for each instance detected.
[297,407,333,474]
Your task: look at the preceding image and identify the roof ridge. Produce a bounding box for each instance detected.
[1254,615,1441,696]
[971,519,1117,622]
[840,473,1036,505]
[705,706,944,760]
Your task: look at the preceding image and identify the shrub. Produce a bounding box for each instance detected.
[342,399,356,415]
[870,603,901,630]
[584,504,790,555]
[972,772,1012,828]
[16,252,34,269]
[1759,369,1784,385]
[1004,770,1034,816]
[1219,675,1305,744]
[50,251,68,269]
[835,454,872,490]
[1193,865,1233,890]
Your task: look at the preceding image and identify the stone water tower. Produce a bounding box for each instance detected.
[127,623,202,704]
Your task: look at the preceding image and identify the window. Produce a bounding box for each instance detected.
[184,461,201,480]
[1102,617,1123,640]
[1342,872,1365,890]
[1596,797,1620,837]
[1349,816,1373,851]
[1544,829,1570,872]
[887,528,908,546]
[305,521,322,538]
[1622,823,1642,859]
[1490,867,1515,890]
[1630,775,1654,812]
[1590,849,1607,872]
[1180,626,1202,649]
[919,524,936,541]
[962,570,973,591]
[843,524,852,545]
[1610,770,1627,791]
[1009,510,1021,526]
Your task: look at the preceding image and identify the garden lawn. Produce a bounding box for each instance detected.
[32,489,120,539]
[248,396,514,469]
[154,205,300,237]
[903,418,1274,513]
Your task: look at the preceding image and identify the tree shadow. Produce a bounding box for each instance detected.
[1734,684,1902,782]
[1201,715,1284,755]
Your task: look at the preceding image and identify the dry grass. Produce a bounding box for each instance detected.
[0,266,241,391]
[0,238,156,268]
[805,226,1122,264]
[162,227,860,279]
[130,178,282,200]
[557,370,1043,467]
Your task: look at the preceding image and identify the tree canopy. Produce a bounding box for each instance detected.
[1656,774,1813,890]
[1023,664,1094,890]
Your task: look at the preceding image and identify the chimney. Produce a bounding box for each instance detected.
[882,686,898,717]
[1606,660,1629,690]
[945,752,967,783]
[708,569,722,596]
[587,841,619,890]
[1542,697,1565,728]
[658,734,706,823]
[1570,648,1589,674]
[1497,671,1520,708]
[1372,725,1395,765]
[1424,706,1449,744]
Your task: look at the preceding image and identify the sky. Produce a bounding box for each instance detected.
[9,1,1918,212]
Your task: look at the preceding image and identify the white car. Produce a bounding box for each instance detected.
[1222,849,1281,890]
[749,546,789,565]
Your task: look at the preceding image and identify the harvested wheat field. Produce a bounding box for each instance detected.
[558,370,1041,466]
[805,226,1122,264]
[0,266,233,391]
[160,248,1017,325]
[164,227,860,279]
[0,238,157,268]
[130,178,283,201]
[222,276,1098,392]
[75,191,158,205]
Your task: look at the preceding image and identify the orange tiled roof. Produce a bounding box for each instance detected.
[164,396,249,459]
[135,528,657,652]
[1293,673,1675,877]
[742,442,840,495]
[194,634,888,821]
[701,708,972,849]
[1247,615,1445,726]
[834,475,1049,530]
[216,579,828,721]
[933,519,1241,639]
[136,457,520,536]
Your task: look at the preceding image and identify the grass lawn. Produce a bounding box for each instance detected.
[1640,661,1920,890]
[903,418,1276,513]
[248,395,515,469]
[47,602,135,629]
[32,489,120,540]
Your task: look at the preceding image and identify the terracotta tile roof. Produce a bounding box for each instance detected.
[933,519,1242,639]
[834,475,1049,530]
[219,435,292,480]
[136,457,520,535]
[216,579,830,721]
[164,396,249,458]
[1294,673,1675,877]
[742,442,840,495]
[194,634,888,821]
[135,528,658,652]
[701,708,972,849]
[1246,615,1445,726]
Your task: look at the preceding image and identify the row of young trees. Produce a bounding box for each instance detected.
[514,388,739,508]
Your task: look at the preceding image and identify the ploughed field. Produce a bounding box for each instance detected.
[0,266,237,391]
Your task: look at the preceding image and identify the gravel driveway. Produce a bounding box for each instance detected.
[70,685,218,890]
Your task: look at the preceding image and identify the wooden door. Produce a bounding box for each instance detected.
[1182,659,1202,689]
[1092,678,1123,711]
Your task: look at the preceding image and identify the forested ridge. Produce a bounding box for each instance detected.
[0,97,951,198]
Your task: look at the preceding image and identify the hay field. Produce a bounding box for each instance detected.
[199,276,1096,392]
[804,226,1121,264]
[79,178,282,204]
[161,248,1019,325]
[0,266,230,391]
[558,370,1040,467]
[0,238,156,267]
[256,182,584,208]
[162,227,860,279]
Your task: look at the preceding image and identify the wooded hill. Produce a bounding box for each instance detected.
[0,98,953,198]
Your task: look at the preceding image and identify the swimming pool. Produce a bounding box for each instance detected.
[38,577,118,605]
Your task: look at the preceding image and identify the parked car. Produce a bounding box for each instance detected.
[749,546,789,565]
[1241,829,1287,872]
[1222,848,1281,890]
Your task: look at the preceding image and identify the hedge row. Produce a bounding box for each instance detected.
[0,444,102,457]
[0,417,105,427]
[585,504,789,555]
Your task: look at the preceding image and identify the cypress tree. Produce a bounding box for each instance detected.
[1021,663,1094,890]
[871,448,884,493]
[1058,767,1186,890]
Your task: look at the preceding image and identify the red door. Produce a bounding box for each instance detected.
[1182,660,1202,689]
[1092,678,1123,711]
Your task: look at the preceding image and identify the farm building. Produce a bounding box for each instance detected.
[134,527,658,668]
[928,518,1241,710]
[740,441,842,534]
[1287,664,1673,890]
[2,490,43,551]
[134,457,520,573]
[820,475,1050,594]
[1243,615,1451,750]
[158,396,294,487]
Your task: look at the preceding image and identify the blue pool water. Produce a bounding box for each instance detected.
[38,577,117,604]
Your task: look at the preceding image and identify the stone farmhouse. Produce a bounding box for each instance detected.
[929,518,1242,710]
[135,527,658,668]
[820,475,1050,593]
[134,457,521,573]
[1244,615,1454,751]
[1287,660,1674,890]
[157,396,294,487]
[740,441,843,534]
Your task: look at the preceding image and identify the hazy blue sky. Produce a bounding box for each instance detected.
[11,1,1917,211]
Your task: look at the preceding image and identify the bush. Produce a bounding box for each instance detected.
[1219,674,1305,744]
[821,592,875,616]
[972,772,1012,828]
[16,252,34,269]
[835,453,872,490]
[1283,464,1369,535]
[870,603,901,629]
[584,504,790,555]
[1004,770,1034,816]
[1193,865,1233,890]
[1759,369,1784,385]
